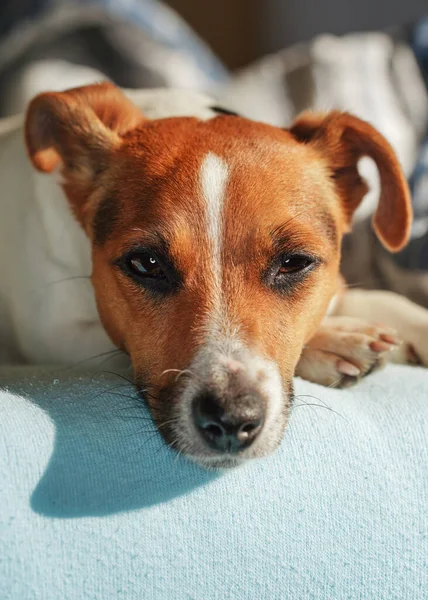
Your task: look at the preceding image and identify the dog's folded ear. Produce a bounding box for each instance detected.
[25,82,145,219]
[25,81,144,173]
[290,111,412,252]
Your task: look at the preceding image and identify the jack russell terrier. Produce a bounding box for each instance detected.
[1,82,427,468]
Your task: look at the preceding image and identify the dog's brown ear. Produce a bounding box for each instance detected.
[290,111,412,252]
[25,82,144,219]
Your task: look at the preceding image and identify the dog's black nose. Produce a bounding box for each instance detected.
[192,391,264,453]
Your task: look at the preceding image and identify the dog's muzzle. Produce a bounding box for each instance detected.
[192,387,266,453]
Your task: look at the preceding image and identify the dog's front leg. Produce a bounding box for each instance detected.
[296,289,428,387]
[333,289,428,367]
[295,315,400,387]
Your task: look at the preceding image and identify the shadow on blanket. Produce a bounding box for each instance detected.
[2,367,218,518]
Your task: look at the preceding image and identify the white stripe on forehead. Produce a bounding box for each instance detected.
[200,152,229,284]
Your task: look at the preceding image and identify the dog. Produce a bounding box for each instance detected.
[1,82,427,468]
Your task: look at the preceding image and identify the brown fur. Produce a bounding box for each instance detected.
[24,83,412,436]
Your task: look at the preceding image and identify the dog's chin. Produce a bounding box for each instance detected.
[186,453,248,470]
[184,448,281,470]
[156,408,289,470]
[167,421,288,470]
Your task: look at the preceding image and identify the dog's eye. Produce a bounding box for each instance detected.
[116,248,180,296]
[277,255,313,275]
[128,254,165,279]
[268,253,318,292]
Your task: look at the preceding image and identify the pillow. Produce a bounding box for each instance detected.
[1,365,427,599]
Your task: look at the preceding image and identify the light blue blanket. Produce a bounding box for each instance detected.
[1,365,427,599]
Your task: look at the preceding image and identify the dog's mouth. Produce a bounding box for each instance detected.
[136,373,293,469]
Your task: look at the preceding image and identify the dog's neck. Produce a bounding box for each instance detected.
[33,170,92,277]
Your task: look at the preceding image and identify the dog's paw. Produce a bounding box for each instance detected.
[295,317,401,388]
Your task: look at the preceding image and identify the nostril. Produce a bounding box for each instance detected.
[240,422,259,434]
[192,390,265,453]
[203,422,224,438]
[237,420,263,441]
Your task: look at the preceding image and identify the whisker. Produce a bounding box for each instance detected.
[61,349,124,372]
[343,281,366,289]
[125,425,159,438]
[91,382,134,395]
[95,352,129,369]
[156,418,180,431]
[296,394,332,409]
[94,370,134,385]
[118,415,155,421]
[174,448,184,464]
[135,431,164,454]
[294,394,348,422]
[45,275,91,288]
[160,368,200,383]
[325,375,345,389]
[99,391,140,402]
[291,397,318,417]
[270,210,310,238]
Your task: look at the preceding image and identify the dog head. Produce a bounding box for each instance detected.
[25,83,411,467]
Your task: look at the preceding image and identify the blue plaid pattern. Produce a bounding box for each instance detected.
[0,0,228,84]
[87,0,228,83]
[395,17,428,270]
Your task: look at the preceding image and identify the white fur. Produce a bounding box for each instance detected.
[173,340,288,468]
[0,125,112,364]
[334,289,428,366]
[0,89,218,365]
[200,152,229,292]
[167,152,288,467]
[198,152,236,338]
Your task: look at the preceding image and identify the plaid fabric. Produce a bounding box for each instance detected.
[0,0,228,116]
[215,23,428,302]
[219,28,428,183]
[395,17,428,270]
[1,3,427,289]
[219,24,428,277]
